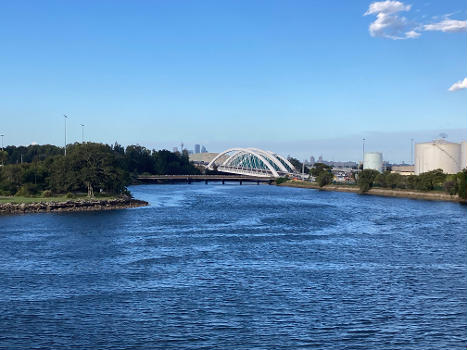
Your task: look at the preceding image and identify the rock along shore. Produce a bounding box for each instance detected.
[0,197,149,215]
[279,181,466,203]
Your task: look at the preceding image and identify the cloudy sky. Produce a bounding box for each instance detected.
[0,0,465,162]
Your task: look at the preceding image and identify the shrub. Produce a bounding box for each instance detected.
[65,192,75,199]
[42,189,53,197]
[275,177,289,185]
[15,183,39,197]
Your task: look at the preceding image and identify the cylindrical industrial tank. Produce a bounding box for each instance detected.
[461,141,467,171]
[363,152,383,172]
[414,140,461,175]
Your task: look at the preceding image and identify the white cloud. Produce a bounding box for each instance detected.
[405,30,421,38]
[364,2,467,39]
[424,18,467,32]
[364,1,411,15]
[448,77,467,92]
[364,1,416,40]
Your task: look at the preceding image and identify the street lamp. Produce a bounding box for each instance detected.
[80,124,85,143]
[64,115,68,156]
[0,134,4,150]
[410,138,414,165]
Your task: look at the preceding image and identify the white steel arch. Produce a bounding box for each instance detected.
[274,154,297,173]
[207,147,296,178]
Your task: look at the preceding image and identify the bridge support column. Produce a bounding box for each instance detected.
[257,180,259,185]
[222,180,225,185]
[239,180,242,185]
[205,179,208,184]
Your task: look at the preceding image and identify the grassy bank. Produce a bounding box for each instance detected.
[0,195,117,204]
[278,180,465,203]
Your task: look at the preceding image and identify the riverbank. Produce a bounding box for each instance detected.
[279,180,466,203]
[0,197,148,215]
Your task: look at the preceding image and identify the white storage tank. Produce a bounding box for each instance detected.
[363,152,383,172]
[414,139,461,175]
[461,141,467,171]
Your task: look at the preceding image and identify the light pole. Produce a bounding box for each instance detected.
[80,124,85,143]
[0,134,4,150]
[362,138,366,168]
[410,138,414,165]
[64,115,68,156]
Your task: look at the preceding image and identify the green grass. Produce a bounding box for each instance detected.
[0,195,117,204]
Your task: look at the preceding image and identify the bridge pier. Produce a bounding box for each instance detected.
[205,179,208,184]
[239,180,242,185]
[222,180,225,185]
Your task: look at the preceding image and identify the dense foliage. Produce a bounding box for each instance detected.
[358,168,467,198]
[0,142,200,197]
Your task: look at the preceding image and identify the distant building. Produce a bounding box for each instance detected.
[172,147,178,153]
[194,144,201,154]
[201,145,208,153]
[318,155,323,163]
[310,156,315,165]
[391,165,414,176]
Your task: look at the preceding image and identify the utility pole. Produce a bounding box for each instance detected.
[0,134,4,150]
[64,115,68,156]
[80,124,85,143]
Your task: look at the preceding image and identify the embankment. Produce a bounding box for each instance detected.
[0,197,148,215]
[279,181,465,203]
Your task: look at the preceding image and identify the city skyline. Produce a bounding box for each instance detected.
[1,0,466,163]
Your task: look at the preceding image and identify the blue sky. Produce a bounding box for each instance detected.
[0,0,465,162]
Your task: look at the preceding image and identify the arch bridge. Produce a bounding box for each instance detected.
[207,148,297,178]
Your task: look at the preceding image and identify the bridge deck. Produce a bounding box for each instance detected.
[137,175,275,182]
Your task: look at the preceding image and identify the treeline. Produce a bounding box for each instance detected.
[357,169,467,199]
[0,143,200,197]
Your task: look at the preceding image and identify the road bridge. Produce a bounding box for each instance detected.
[137,174,275,185]
[206,147,297,178]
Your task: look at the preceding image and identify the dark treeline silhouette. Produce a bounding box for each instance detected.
[0,142,200,197]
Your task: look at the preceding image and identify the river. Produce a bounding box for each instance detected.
[0,184,466,349]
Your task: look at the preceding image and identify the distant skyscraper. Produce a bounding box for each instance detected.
[194,144,201,153]
[172,147,178,153]
[201,145,207,153]
[318,155,323,162]
[310,156,315,165]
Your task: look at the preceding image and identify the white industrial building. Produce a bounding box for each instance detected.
[363,152,383,172]
[415,139,467,175]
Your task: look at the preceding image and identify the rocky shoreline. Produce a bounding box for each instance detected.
[279,181,466,203]
[0,197,149,215]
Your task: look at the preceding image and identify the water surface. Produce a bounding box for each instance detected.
[1,184,466,349]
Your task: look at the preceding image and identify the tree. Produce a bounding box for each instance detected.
[310,163,332,177]
[317,172,334,187]
[443,174,458,196]
[457,170,467,199]
[310,163,333,187]
[287,157,307,173]
[0,150,7,165]
[49,143,129,196]
[357,169,379,193]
